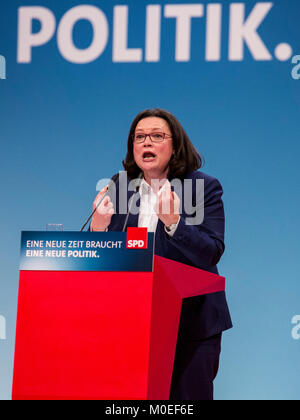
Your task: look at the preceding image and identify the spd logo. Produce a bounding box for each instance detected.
[126,227,148,249]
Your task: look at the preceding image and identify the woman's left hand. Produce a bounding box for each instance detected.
[155,180,180,228]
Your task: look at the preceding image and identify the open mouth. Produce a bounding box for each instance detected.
[142,151,156,160]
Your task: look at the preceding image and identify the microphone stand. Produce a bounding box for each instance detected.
[80,173,119,232]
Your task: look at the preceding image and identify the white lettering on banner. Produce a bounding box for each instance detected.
[16,2,293,64]
[0,315,6,340]
[274,43,293,61]
[67,250,98,258]
[229,2,273,61]
[45,250,66,258]
[23,239,126,263]
[57,6,109,64]
[113,6,142,62]
[164,4,204,62]
[26,250,44,257]
[206,4,222,61]
[291,315,300,340]
[18,7,56,63]
[127,240,145,248]
[145,5,161,62]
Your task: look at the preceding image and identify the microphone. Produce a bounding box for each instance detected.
[122,172,143,232]
[80,173,119,232]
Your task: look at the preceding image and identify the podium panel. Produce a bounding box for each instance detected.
[12,232,225,400]
[13,270,153,400]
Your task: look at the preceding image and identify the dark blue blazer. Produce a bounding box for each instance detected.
[108,171,232,340]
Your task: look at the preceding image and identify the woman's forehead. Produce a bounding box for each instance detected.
[135,117,170,132]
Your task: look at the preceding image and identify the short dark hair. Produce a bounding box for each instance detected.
[122,108,203,179]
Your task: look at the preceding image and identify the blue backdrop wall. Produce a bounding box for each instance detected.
[0,0,300,400]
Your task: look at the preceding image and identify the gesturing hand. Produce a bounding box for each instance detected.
[155,180,180,228]
[90,186,114,232]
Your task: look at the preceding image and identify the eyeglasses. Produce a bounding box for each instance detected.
[133,132,172,144]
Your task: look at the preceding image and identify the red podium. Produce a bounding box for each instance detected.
[12,231,225,400]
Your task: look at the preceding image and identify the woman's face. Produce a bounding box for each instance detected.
[133,117,174,182]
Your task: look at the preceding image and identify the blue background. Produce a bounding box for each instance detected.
[0,0,299,400]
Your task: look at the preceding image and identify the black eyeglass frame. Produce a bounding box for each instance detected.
[133,132,172,144]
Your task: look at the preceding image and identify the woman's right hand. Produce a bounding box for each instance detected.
[90,186,115,232]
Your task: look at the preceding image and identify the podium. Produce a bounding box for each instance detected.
[12,230,225,400]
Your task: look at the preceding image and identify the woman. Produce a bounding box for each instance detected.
[91,108,232,400]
